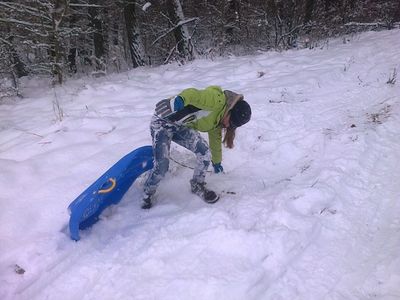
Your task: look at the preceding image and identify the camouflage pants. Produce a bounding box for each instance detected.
[144,116,211,196]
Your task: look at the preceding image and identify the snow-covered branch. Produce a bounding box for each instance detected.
[69,3,108,8]
[345,21,400,29]
[0,2,54,26]
[0,37,12,46]
[151,17,199,45]
[0,17,52,29]
[142,2,151,12]
[345,22,382,27]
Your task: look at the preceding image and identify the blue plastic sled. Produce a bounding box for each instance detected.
[68,145,154,241]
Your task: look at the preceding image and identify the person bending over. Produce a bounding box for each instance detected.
[142,86,251,209]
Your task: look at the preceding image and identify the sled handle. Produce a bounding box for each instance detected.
[98,178,116,194]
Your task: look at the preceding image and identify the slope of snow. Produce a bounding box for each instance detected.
[1,30,400,300]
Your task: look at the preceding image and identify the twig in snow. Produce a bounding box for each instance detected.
[14,128,44,138]
[170,156,212,173]
[96,126,116,136]
[52,88,64,122]
[386,68,397,85]
[15,264,25,275]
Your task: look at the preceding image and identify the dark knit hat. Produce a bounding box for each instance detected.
[230,100,251,129]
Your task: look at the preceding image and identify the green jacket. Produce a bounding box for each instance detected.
[179,86,225,163]
[177,86,243,164]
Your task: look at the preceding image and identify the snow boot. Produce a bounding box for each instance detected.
[190,179,219,204]
[141,193,153,209]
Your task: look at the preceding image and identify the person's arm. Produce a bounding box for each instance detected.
[208,127,222,164]
[179,86,225,111]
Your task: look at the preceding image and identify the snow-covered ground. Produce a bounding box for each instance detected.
[1,29,400,300]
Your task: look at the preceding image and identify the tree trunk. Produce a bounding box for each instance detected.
[51,0,69,84]
[88,0,105,71]
[67,5,78,73]
[304,0,315,24]
[123,1,145,68]
[266,0,281,48]
[166,0,195,61]
[224,0,240,44]
[6,35,28,78]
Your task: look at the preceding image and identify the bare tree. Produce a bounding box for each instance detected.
[1,33,28,79]
[304,0,316,25]
[88,0,106,72]
[0,34,26,95]
[51,0,69,84]
[0,0,399,88]
[165,0,196,62]
[224,0,241,45]
[123,0,145,68]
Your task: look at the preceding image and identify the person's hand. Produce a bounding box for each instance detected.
[155,96,184,118]
[212,163,224,173]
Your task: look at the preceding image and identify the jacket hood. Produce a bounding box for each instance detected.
[223,90,244,119]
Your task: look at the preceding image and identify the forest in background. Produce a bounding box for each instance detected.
[0,0,399,96]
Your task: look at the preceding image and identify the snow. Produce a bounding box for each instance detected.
[1,29,400,300]
[142,2,151,12]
